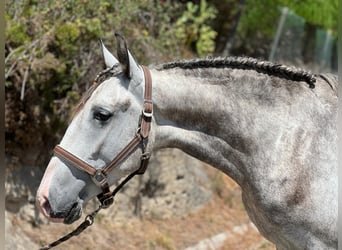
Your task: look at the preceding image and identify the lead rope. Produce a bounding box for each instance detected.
[38,168,143,250]
[39,206,102,250]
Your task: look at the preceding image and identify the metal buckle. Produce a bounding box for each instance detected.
[143,100,153,118]
[141,152,150,161]
[101,196,114,208]
[143,110,153,118]
[91,169,107,187]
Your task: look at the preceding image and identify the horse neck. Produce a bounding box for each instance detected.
[150,68,271,185]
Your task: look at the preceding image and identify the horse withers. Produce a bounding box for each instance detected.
[36,34,337,249]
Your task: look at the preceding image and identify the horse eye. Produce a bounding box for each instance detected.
[93,109,113,122]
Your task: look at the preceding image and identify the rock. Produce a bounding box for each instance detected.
[6,149,212,224]
[5,164,44,222]
[184,224,251,250]
[139,148,211,218]
[85,148,212,221]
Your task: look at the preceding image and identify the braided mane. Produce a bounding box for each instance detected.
[157,57,316,88]
[74,57,316,116]
[73,66,122,115]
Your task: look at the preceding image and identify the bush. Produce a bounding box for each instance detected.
[175,0,217,57]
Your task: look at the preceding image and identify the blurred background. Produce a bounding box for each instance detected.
[5,0,338,249]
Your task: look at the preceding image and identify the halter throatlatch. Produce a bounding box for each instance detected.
[40,66,152,250]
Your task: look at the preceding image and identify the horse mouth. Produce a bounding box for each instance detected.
[63,202,82,224]
[37,196,82,224]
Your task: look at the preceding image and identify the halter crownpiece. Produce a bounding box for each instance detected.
[40,65,152,250]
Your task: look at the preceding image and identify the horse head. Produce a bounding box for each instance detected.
[36,33,153,224]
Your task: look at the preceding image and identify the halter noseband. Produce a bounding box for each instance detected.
[53,65,153,208]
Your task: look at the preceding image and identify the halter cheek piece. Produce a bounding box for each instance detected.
[53,65,153,208]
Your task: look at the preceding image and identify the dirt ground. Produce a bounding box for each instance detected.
[11,165,276,250]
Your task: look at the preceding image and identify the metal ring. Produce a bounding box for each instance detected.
[85,215,94,225]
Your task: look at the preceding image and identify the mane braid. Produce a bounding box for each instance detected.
[158,57,316,88]
[73,65,122,116]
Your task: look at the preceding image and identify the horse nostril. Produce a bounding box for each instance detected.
[36,195,64,223]
[42,198,52,216]
[37,195,52,218]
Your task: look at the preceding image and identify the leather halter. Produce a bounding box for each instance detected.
[53,65,153,208]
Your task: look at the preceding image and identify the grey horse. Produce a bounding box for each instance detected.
[36,34,337,249]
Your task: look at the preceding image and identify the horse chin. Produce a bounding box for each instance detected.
[63,202,82,224]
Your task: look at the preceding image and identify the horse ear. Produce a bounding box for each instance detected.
[100,39,119,68]
[115,32,141,81]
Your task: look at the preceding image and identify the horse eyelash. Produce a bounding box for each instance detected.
[93,108,113,122]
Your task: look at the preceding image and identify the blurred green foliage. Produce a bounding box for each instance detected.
[238,0,338,38]
[231,0,338,59]
[175,0,217,57]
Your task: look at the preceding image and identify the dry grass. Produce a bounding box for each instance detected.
[16,164,276,250]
